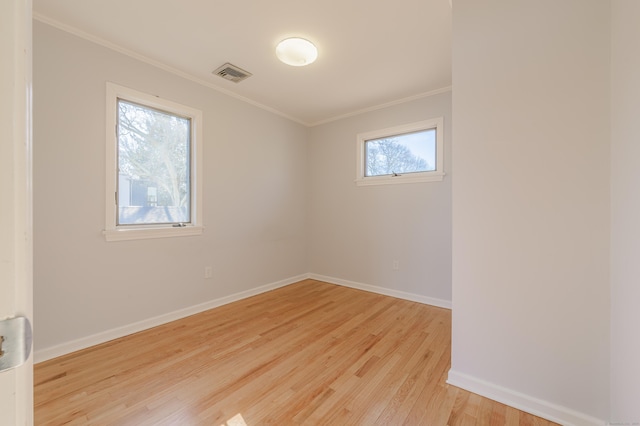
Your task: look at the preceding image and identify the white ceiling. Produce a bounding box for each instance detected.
[33,0,452,126]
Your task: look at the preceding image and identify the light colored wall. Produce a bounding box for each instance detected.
[308,92,452,306]
[33,22,308,355]
[450,1,610,424]
[610,0,640,422]
[31,3,640,420]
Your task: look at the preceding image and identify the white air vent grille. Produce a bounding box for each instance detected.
[213,63,252,83]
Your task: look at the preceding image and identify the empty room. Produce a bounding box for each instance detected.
[1,0,638,425]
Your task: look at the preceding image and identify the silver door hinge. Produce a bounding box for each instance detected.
[0,317,32,373]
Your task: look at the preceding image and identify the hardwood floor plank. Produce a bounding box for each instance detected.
[489,400,508,426]
[35,279,559,425]
[408,352,457,426]
[477,396,495,424]
[506,405,523,425]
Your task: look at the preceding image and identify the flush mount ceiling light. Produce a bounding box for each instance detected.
[276,37,318,67]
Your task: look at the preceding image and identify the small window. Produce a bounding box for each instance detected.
[356,118,444,186]
[104,83,203,241]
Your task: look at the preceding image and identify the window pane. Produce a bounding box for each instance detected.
[117,100,191,225]
[364,129,436,177]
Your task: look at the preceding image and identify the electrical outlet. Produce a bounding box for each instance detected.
[393,260,399,271]
[204,266,213,279]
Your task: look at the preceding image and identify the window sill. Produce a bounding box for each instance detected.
[103,225,204,242]
[355,172,445,186]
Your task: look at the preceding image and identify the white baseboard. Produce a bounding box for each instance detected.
[35,273,449,363]
[34,273,309,364]
[35,273,603,426]
[308,273,452,310]
[446,369,605,426]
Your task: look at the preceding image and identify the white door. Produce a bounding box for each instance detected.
[0,0,34,425]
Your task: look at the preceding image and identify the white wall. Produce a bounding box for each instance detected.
[450,1,610,424]
[33,21,309,355]
[308,92,452,307]
[610,1,640,422]
[32,2,640,420]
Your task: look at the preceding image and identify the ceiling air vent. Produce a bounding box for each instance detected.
[213,63,252,83]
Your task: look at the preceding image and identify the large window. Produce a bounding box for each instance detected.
[104,83,203,241]
[356,118,444,186]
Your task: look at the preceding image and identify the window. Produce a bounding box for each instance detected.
[104,83,203,241]
[356,118,444,186]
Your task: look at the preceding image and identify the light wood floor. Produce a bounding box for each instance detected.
[35,280,558,425]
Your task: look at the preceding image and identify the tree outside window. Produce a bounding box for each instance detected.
[117,100,191,225]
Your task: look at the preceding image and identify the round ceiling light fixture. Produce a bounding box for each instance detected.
[276,37,318,67]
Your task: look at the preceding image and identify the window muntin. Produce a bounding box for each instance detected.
[105,83,203,241]
[356,118,444,186]
[117,99,191,226]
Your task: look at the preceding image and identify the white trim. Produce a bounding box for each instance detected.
[0,0,34,423]
[355,172,445,186]
[34,274,309,363]
[309,87,453,127]
[103,225,203,242]
[34,273,451,363]
[104,82,204,241]
[355,117,445,187]
[446,369,605,426]
[33,14,452,128]
[308,273,452,310]
[32,13,307,126]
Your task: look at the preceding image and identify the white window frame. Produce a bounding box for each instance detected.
[104,82,203,241]
[355,117,445,186]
